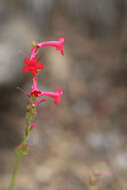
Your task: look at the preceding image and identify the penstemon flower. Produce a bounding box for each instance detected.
[37,36,65,56]
[9,36,65,190]
[33,87,63,106]
[30,76,63,105]
[23,57,44,75]
[30,76,42,97]
[39,87,63,105]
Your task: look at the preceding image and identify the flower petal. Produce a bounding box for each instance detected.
[31,70,37,75]
[24,59,30,64]
[23,65,29,72]
[61,49,64,56]
[59,36,65,44]
[36,63,44,70]
[30,90,42,97]
[32,57,38,64]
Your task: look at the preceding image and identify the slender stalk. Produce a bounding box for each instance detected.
[9,154,22,190]
[8,97,36,190]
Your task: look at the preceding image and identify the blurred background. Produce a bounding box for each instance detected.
[1,0,127,189]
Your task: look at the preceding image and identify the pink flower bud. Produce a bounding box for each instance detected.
[33,98,47,107]
[30,123,36,129]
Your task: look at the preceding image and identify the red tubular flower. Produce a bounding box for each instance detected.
[37,36,65,56]
[33,87,63,106]
[23,57,44,75]
[30,76,42,97]
[41,87,63,105]
[30,77,63,105]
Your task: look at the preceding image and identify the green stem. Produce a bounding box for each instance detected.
[89,185,97,190]
[9,153,22,190]
[8,96,36,190]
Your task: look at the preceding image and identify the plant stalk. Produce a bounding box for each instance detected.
[9,153,22,190]
[9,97,36,190]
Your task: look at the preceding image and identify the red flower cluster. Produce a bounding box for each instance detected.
[22,36,65,106]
